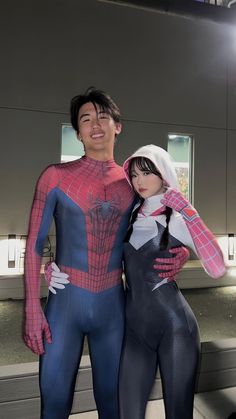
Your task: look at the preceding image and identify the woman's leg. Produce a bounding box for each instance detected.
[158,292,200,419]
[119,326,158,419]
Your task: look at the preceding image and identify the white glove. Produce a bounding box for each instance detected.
[45,262,70,294]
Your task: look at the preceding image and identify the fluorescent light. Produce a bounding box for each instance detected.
[8,234,16,268]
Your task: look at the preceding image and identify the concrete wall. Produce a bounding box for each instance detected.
[0,0,235,235]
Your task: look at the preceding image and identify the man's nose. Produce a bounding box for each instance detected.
[92,117,101,128]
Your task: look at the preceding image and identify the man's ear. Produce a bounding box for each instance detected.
[115,123,122,136]
[77,132,82,142]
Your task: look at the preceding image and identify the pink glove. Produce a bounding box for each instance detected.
[23,303,52,355]
[160,188,197,218]
[154,246,189,280]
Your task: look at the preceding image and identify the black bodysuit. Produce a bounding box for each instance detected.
[119,198,201,419]
[119,144,225,419]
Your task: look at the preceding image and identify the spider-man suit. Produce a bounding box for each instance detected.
[24,155,135,419]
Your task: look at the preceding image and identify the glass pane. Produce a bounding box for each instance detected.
[167,134,193,201]
[61,124,85,162]
[193,1,227,5]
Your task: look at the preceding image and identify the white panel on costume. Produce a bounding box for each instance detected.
[129,215,158,250]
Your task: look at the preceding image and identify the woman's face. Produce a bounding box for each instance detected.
[130,164,165,199]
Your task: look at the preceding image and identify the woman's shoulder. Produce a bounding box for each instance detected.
[169,211,190,236]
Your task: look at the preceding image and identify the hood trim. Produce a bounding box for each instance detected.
[123,144,180,191]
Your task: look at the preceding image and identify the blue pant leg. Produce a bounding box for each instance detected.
[40,285,85,419]
[88,285,125,419]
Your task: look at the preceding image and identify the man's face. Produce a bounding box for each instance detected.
[77,102,121,155]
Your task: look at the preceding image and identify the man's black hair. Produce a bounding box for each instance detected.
[70,87,121,133]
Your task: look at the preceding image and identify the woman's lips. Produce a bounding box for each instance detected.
[139,188,147,193]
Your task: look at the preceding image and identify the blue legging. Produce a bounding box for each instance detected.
[40,283,125,419]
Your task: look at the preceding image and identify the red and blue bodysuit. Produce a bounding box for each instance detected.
[24,155,135,419]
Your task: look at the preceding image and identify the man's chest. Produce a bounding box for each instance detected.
[56,171,134,214]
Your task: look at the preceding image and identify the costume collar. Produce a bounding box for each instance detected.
[82,155,117,169]
[141,194,165,216]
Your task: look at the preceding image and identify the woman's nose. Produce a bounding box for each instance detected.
[137,177,143,186]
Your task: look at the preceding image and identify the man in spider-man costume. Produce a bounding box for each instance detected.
[23,88,189,419]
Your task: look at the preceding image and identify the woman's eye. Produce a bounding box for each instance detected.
[143,171,150,176]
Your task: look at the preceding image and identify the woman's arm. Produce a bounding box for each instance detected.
[161,189,226,279]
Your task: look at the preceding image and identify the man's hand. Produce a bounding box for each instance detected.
[23,306,52,355]
[154,247,189,280]
[44,262,69,294]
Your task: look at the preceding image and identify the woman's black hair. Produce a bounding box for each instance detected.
[70,87,121,133]
[159,206,172,251]
[124,198,144,242]
[126,156,172,250]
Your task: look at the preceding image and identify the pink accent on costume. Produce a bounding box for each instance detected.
[161,189,226,279]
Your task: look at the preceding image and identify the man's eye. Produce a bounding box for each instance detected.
[82,118,90,122]
[99,113,109,119]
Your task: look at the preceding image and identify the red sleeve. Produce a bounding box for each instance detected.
[24,165,58,309]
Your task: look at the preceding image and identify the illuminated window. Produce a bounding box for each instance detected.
[193,0,229,6]
[61,124,85,162]
[167,134,193,201]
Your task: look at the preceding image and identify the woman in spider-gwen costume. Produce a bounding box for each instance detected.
[118,144,226,419]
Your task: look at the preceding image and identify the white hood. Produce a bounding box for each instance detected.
[123,144,180,190]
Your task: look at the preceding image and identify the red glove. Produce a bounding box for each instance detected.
[23,302,52,355]
[154,246,189,280]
